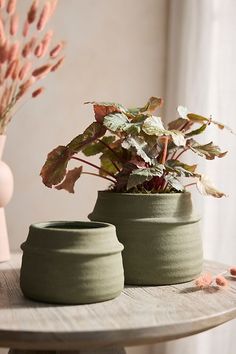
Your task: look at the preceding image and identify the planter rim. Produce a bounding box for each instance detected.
[97,190,191,197]
[30,221,115,233]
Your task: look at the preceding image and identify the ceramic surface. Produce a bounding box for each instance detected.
[20,221,124,304]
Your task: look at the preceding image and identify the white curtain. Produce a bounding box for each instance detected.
[163,0,236,353]
[129,1,236,353]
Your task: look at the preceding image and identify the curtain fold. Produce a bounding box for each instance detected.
[160,1,236,353]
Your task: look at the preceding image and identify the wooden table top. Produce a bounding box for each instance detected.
[0,254,236,351]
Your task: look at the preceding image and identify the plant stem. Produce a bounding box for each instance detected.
[180,120,191,131]
[161,137,169,164]
[82,172,116,183]
[71,156,116,179]
[98,139,122,163]
[174,147,189,160]
[98,139,122,172]
[184,182,197,188]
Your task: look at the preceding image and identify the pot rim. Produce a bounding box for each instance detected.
[30,220,115,233]
[97,190,191,197]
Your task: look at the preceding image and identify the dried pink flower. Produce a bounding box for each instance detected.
[0,41,9,63]
[0,0,64,134]
[27,0,39,24]
[10,14,19,36]
[6,0,17,15]
[32,64,51,78]
[0,18,6,44]
[230,267,236,276]
[11,58,19,80]
[1,86,11,107]
[17,76,35,99]
[195,273,213,289]
[18,61,32,81]
[50,41,63,58]
[8,41,19,61]
[34,43,43,58]
[40,30,53,57]
[32,87,44,98]
[5,59,17,78]
[51,56,64,72]
[37,2,51,31]
[215,275,228,287]
[49,0,58,17]
[22,20,30,37]
[22,37,37,58]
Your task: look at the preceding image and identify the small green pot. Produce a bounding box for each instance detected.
[89,191,203,285]
[20,221,124,304]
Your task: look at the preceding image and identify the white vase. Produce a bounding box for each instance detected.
[0,135,13,262]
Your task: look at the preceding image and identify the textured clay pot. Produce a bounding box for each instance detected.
[89,191,203,285]
[20,221,124,304]
[0,135,13,262]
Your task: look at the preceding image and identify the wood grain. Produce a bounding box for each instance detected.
[0,254,236,350]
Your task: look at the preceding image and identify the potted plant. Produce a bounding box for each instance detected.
[41,97,231,285]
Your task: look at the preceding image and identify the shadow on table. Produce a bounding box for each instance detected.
[0,268,79,309]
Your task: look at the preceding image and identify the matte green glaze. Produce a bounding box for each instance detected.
[89,192,203,285]
[20,221,124,304]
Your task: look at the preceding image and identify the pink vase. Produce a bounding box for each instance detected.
[0,135,13,262]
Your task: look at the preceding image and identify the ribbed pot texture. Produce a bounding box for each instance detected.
[89,192,203,285]
[20,221,124,304]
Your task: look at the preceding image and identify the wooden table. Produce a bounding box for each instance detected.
[0,254,236,354]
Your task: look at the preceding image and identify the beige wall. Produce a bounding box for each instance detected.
[4,0,168,251]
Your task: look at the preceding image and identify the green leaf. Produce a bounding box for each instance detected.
[103,113,129,132]
[187,113,209,123]
[55,166,83,193]
[122,136,152,164]
[142,115,165,135]
[185,124,208,138]
[127,165,165,190]
[188,139,227,160]
[139,97,164,114]
[165,159,197,177]
[164,175,184,192]
[128,97,163,115]
[67,122,106,153]
[187,113,235,134]
[84,101,126,123]
[82,136,116,156]
[40,146,73,188]
[168,118,188,130]
[123,123,141,134]
[196,174,226,198]
[208,119,235,134]
[142,116,185,147]
[115,163,136,192]
[99,153,120,176]
[170,130,186,147]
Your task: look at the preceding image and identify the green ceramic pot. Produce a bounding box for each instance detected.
[89,192,203,285]
[20,221,124,304]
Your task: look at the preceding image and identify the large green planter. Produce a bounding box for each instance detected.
[20,221,124,304]
[89,192,203,285]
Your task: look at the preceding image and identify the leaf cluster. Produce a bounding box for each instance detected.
[40,98,233,197]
